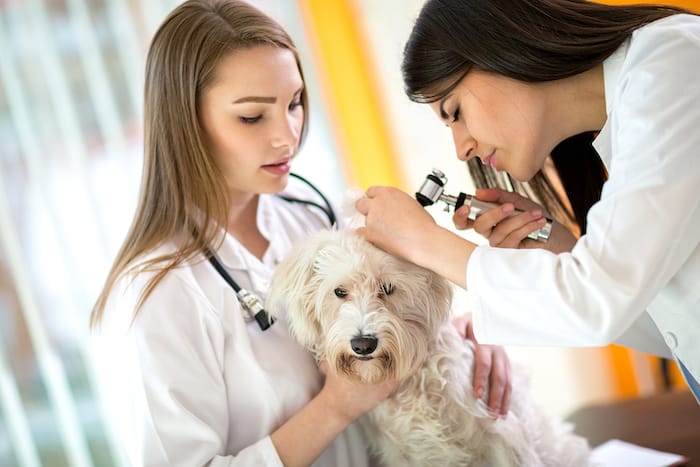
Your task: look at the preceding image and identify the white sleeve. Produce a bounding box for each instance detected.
[469,19,700,348]
[94,272,284,467]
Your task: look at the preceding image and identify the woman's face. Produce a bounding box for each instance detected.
[199,45,304,200]
[430,69,556,181]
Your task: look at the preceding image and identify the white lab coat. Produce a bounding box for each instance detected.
[92,182,371,466]
[468,14,700,396]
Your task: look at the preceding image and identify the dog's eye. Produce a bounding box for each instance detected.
[380,283,395,296]
[334,287,348,298]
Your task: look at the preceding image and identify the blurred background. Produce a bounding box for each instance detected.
[0,0,696,465]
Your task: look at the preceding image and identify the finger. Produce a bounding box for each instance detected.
[472,347,492,400]
[355,196,369,214]
[364,185,379,198]
[486,354,508,416]
[498,217,548,248]
[473,203,515,237]
[477,187,528,204]
[451,315,470,339]
[488,210,541,246]
[499,371,513,417]
[452,205,472,230]
[474,187,506,202]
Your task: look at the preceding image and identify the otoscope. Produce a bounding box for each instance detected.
[415,169,552,243]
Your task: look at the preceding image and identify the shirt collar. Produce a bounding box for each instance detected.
[214,194,278,271]
[592,39,629,167]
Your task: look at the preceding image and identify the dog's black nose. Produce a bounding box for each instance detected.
[350,336,378,355]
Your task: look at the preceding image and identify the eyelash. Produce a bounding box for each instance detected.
[238,99,303,125]
[451,106,461,122]
[239,115,262,124]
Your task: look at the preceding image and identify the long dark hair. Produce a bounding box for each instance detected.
[403,0,692,233]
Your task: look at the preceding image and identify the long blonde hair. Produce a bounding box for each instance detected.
[91,0,309,327]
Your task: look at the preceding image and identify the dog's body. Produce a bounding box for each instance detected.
[268,229,590,466]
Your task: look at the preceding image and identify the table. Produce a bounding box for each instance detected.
[566,390,700,466]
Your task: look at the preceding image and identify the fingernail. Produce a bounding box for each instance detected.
[502,204,514,214]
[530,209,542,218]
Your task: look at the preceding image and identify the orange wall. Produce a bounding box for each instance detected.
[600,0,698,11]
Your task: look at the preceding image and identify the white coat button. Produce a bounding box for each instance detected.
[664,332,678,349]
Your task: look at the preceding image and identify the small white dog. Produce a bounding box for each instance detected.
[268,229,590,466]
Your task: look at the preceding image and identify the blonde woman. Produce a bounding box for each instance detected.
[91,1,512,465]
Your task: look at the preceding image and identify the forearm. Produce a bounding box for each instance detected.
[270,388,353,467]
[412,225,475,290]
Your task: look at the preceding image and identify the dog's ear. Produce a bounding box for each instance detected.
[267,231,334,352]
[417,268,455,335]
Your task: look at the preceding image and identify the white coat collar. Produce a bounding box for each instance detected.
[592,38,629,169]
[214,194,281,272]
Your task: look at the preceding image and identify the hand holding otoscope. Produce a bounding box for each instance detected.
[415,169,552,243]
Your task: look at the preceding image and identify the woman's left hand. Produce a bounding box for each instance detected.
[453,187,577,254]
[452,313,512,418]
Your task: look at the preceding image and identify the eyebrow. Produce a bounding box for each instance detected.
[232,86,305,105]
[233,96,276,104]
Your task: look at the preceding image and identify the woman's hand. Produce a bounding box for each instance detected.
[452,313,511,418]
[453,188,576,254]
[271,362,399,467]
[317,360,399,423]
[356,186,440,265]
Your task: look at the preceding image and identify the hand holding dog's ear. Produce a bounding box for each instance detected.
[452,314,512,418]
[356,186,438,264]
[317,360,399,424]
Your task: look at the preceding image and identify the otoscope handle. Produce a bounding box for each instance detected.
[415,169,552,242]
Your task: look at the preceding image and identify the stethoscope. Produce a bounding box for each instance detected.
[204,173,336,330]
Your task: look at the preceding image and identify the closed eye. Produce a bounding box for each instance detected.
[451,105,461,123]
[380,283,394,296]
[240,115,262,124]
[289,99,302,111]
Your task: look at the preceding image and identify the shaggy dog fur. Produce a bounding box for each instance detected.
[267,229,590,466]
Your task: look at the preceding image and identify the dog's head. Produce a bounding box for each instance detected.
[267,229,453,384]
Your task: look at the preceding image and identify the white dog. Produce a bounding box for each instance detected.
[268,229,590,466]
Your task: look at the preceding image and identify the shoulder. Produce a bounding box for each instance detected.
[632,13,700,41]
[611,13,700,127]
[625,14,700,72]
[97,241,220,335]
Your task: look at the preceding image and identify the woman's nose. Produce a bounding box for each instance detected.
[451,126,477,161]
[272,114,302,149]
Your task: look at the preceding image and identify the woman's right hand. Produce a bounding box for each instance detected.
[316,360,399,424]
[271,361,399,467]
[452,187,576,254]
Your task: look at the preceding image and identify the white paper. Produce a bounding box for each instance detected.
[591,439,688,467]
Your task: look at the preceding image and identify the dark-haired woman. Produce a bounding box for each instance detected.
[357,0,700,402]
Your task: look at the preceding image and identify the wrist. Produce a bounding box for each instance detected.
[409,222,445,267]
[415,226,475,289]
[315,385,358,427]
